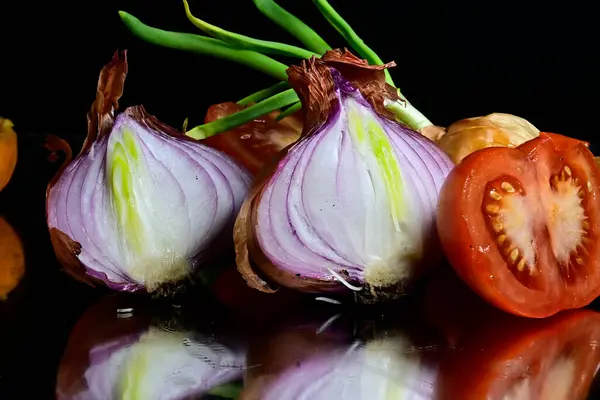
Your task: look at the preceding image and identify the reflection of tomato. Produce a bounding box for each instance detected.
[201,102,302,175]
[438,132,600,317]
[436,309,600,400]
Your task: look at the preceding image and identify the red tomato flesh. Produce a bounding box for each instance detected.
[438,132,600,317]
[201,102,302,175]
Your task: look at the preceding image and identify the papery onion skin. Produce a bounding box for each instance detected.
[235,50,453,302]
[46,52,251,293]
[202,102,303,175]
[437,113,540,164]
[0,118,18,192]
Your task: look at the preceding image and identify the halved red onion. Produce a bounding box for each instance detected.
[46,52,251,292]
[235,50,453,302]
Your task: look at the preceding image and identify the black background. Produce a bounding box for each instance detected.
[2,0,599,146]
[1,0,600,398]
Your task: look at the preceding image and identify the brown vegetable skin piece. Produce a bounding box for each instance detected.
[0,216,25,299]
[202,102,303,176]
[0,118,17,191]
[234,49,405,294]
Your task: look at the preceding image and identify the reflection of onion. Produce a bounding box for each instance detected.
[79,327,243,400]
[241,312,441,400]
[257,337,437,400]
[0,216,25,299]
[57,295,246,400]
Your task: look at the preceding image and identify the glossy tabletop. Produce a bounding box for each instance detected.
[2,136,600,400]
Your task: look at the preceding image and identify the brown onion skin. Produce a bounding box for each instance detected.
[419,125,446,142]
[202,102,302,176]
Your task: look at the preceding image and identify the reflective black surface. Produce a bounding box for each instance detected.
[3,134,600,399]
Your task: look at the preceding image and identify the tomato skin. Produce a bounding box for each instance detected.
[437,132,600,318]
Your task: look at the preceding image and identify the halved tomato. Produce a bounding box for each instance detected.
[438,132,600,317]
[201,102,302,175]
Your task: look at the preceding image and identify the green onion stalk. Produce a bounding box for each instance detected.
[118,0,433,140]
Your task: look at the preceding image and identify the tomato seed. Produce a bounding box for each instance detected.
[498,234,507,245]
[493,221,504,232]
[509,248,519,262]
[489,190,502,201]
[501,181,515,193]
[486,204,500,214]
